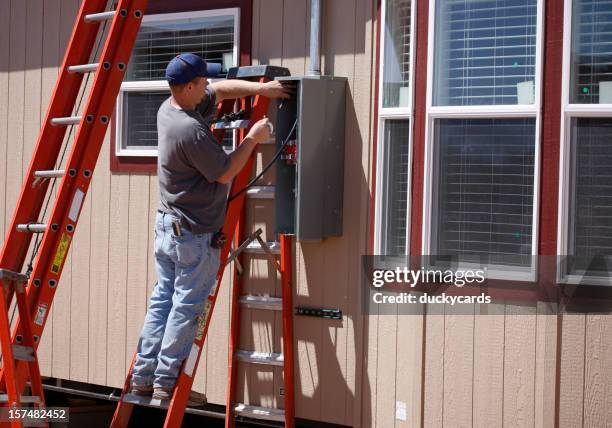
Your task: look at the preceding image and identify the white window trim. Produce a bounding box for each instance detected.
[374,0,417,256]
[557,0,612,285]
[115,8,240,157]
[421,0,545,281]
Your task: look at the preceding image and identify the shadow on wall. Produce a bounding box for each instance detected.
[292,80,372,426]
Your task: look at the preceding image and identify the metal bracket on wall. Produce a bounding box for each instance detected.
[295,306,342,320]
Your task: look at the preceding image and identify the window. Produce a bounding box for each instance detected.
[560,0,612,283]
[115,9,239,157]
[425,0,542,275]
[375,0,414,256]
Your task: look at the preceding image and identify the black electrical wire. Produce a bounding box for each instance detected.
[228,118,298,202]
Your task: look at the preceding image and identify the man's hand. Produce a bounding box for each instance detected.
[245,117,273,144]
[258,81,293,99]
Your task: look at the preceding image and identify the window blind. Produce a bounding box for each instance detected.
[568,118,612,274]
[383,0,411,108]
[434,0,537,106]
[380,120,410,255]
[126,15,235,82]
[123,92,168,149]
[435,118,535,266]
[571,0,612,103]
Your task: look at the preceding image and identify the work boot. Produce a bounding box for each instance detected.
[152,386,207,407]
[129,383,153,396]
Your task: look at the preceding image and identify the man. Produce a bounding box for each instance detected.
[129,53,290,403]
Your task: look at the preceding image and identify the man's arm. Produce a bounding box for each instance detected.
[216,117,273,184]
[212,80,292,103]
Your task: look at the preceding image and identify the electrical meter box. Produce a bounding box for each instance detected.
[274,75,347,241]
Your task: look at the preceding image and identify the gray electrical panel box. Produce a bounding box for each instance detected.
[274,75,347,241]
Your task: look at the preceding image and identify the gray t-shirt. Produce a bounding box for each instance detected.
[157,86,231,234]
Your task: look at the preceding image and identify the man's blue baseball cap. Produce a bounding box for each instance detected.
[165,53,222,85]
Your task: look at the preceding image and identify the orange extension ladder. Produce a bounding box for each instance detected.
[0,1,147,427]
[110,65,297,428]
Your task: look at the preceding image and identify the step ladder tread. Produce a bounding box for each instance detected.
[121,393,207,410]
[212,119,250,130]
[235,350,284,366]
[0,395,41,404]
[33,170,64,178]
[245,240,280,255]
[239,295,282,311]
[50,115,82,126]
[12,344,35,362]
[0,268,28,283]
[67,63,99,73]
[84,11,116,22]
[246,186,274,199]
[234,403,285,422]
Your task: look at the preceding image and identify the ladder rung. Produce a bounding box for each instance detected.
[246,186,274,199]
[235,350,284,366]
[33,170,64,179]
[67,63,99,73]
[233,403,285,422]
[84,11,116,22]
[245,240,280,255]
[122,393,169,409]
[0,269,28,283]
[239,295,282,311]
[16,223,46,233]
[12,345,35,362]
[0,395,41,404]
[50,116,82,126]
[212,119,250,130]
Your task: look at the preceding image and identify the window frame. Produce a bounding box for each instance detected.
[422,0,545,281]
[374,0,417,256]
[114,8,240,157]
[557,0,612,286]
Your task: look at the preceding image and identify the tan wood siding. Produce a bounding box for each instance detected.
[3,1,612,427]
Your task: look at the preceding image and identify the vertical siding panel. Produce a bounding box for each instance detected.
[473,304,504,427]
[146,176,158,299]
[51,0,79,381]
[442,305,474,428]
[107,173,129,387]
[375,305,397,428]
[534,302,557,428]
[88,133,111,385]
[320,0,357,423]
[558,313,585,427]
[125,174,149,376]
[23,0,43,176]
[202,262,231,403]
[281,0,306,75]
[363,305,379,428]
[0,0,10,243]
[423,308,445,427]
[583,313,612,426]
[37,0,61,376]
[69,175,91,382]
[503,305,536,427]
[250,0,284,412]
[394,309,424,428]
[5,0,26,233]
[350,0,376,425]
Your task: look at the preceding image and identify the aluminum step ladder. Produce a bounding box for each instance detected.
[111,65,295,428]
[0,1,147,427]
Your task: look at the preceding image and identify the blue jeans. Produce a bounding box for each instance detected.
[131,211,220,388]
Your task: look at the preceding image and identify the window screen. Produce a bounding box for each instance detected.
[120,11,237,153]
[383,0,411,108]
[433,0,537,106]
[434,118,535,266]
[126,14,235,81]
[567,118,612,275]
[380,120,410,255]
[570,0,612,103]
